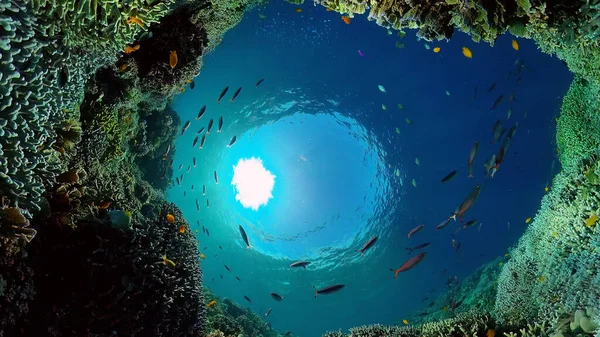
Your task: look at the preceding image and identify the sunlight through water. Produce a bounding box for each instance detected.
[231,157,276,210]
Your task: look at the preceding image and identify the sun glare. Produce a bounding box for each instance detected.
[231,157,276,210]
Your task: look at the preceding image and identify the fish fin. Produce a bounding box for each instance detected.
[449,214,457,221]
[468,174,474,178]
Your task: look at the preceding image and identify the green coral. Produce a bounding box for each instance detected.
[556,77,600,173]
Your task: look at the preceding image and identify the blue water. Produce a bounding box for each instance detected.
[166,2,573,336]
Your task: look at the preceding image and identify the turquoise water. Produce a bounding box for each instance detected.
[166,2,573,336]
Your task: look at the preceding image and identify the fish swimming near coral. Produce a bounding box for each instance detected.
[406,242,430,254]
[165,214,175,224]
[196,199,200,211]
[265,308,272,317]
[270,292,284,301]
[239,225,251,248]
[126,16,145,27]
[341,15,351,24]
[190,81,195,89]
[181,120,190,135]
[214,170,219,184]
[462,47,472,58]
[441,170,457,183]
[313,284,345,297]
[200,134,206,149]
[407,224,424,238]
[390,252,427,278]
[196,105,206,120]
[207,300,217,308]
[357,236,378,256]
[511,39,519,51]
[124,44,140,54]
[217,86,229,103]
[290,261,310,268]
[217,116,223,133]
[207,119,214,134]
[169,51,178,69]
[256,78,265,87]
[227,136,237,148]
[244,296,252,303]
[433,47,440,53]
[163,255,176,267]
[451,184,481,222]
[230,87,242,102]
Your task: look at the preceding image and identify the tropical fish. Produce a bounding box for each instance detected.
[341,15,351,24]
[166,214,175,224]
[507,106,512,120]
[462,47,472,58]
[415,158,420,166]
[124,44,140,54]
[178,164,183,171]
[207,119,214,134]
[435,218,451,230]
[358,49,364,56]
[412,178,417,188]
[200,134,206,148]
[197,127,205,135]
[313,284,345,297]
[433,47,440,53]
[525,217,531,224]
[196,105,206,120]
[462,219,477,229]
[390,252,427,278]
[284,332,292,337]
[290,261,311,268]
[217,116,223,133]
[295,7,302,12]
[126,16,145,27]
[492,120,503,144]
[511,39,519,51]
[181,120,191,135]
[406,242,430,254]
[244,296,252,303]
[407,224,424,238]
[403,320,409,325]
[192,136,199,147]
[196,199,200,211]
[163,255,176,267]
[217,86,229,103]
[256,78,265,87]
[207,300,217,308]
[224,264,231,272]
[468,141,479,164]
[214,170,219,184]
[169,51,178,69]
[227,136,237,148]
[265,308,272,317]
[202,185,206,195]
[487,82,496,92]
[451,184,481,222]
[508,90,518,103]
[357,236,378,256]
[487,329,496,337]
[490,94,504,111]
[230,87,242,102]
[175,177,180,186]
[179,225,186,233]
[206,199,210,208]
[193,158,196,167]
[236,276,241,281]
[190,81,195,89]
[270,292,284,301]
[378,85,386,93]
[468,161,474,179]
[441,170,458,183]
[239,225,251,248]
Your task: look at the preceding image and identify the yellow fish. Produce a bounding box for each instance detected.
[295,8,302,12]
[498,262,504,267]
[180,88,185,93]
[525,217,531,224]
[126,17,145,28]
[433,47,441,53]
[538,275,545,282]
[487,329,496,337]
[442,306,447,311]
[200,253,206,259]
[504,253,509,257]
[511,39,519,51]
[402,319,409,325]
[462,46,473,58]
[163,255,176,267]
[207,300,217,308]
[545,186,549,192]
[169,50,178,69]
[551,231,558,238]
[195,229,199,233]
[120,64,128,71]
[586,213,598,227]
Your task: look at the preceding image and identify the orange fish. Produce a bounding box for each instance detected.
[462,46,473,58]
[433,47,441,53]
[341,16,351,24]
[126,17,145,28]
[200,253,206,259]
[166,214,175,224]
[124,44,140,54]
[326,7,332,11]
[120,64,128,71]
[169,51,178,69]
[295,8,302,12]
[98,200,111,209]
[487,329,495,337]
[180,88,185,93]
[207,300,217,307]
[179,225,186,233]
[511,40,519,51]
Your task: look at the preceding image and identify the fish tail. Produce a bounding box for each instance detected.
[468,174,474,178]
[356,250,364,257]
[450,214,457,221]
[312,286,318,298]
[217,130,221,133]
[216,99,220,103]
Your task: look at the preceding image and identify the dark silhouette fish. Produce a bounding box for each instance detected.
[451,184,481,222]
[224,265,231,272]
[270,292,283,301]
[181,120,190,135]
[227,135,237,148]
[236,276,241,281]
[196,105,206,120]
[217,86,229,103]
[256,78,265,87]
[214,170,218,184]
[441,170,457,183]
[487,82,496,92]
[190,81,195,89]
[217,116,223,132]
[239,225,250,248]
[202,226,206,233]
[200,134,206,148]
[284,332,292,337]
[196,199,200,211]
[435,218,451,230]
[462,219,477,229]
[357,236,378,256]
[492,120,503,144]
[468,141,479,164]
[290,261,310,268]
[265,308,272,317]
[490,94,504,110]
[176,177,181,186]
[220,274,223,279]
[472,85,477,101]
[230,87,242,102]
[390,252,428,278]
[313,284,345,297]
[206,228,210,236]
[206,199,210,208]
[244,296,252,303]
[202,184,206,195]
[207,119,214,134]
[192,136,199,147]
[219,245,223,250]
[197,127,205,135]
[406,242,430,254]
[407,224,424,238]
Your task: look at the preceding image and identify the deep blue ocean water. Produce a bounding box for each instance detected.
[166,2,573,336]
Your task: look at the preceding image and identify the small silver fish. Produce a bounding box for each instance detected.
[227,135,237,148]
